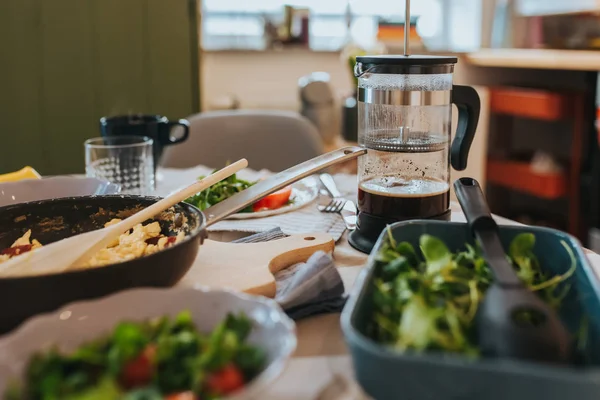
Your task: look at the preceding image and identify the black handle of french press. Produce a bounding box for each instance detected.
[451,85,480,171]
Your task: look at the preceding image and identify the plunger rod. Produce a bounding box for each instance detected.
[404,0,410,56]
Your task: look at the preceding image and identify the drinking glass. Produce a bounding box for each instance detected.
[84,136,155,195]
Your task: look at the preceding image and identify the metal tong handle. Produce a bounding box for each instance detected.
[204,147,367,226]
[454,177,522,287]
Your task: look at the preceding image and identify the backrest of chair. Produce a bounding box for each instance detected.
[161,109,325,171]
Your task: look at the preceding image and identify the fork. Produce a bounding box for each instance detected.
[318,173,346,213]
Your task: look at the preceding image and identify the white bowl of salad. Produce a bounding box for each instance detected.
[0,286,296,400]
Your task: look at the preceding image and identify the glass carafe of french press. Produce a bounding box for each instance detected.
[349,55,481,253]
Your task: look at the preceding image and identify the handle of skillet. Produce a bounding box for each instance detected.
[203,146,367,225]
[453,177,499,232]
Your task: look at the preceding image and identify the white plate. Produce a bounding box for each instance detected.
[0,176,121,207]
[0,286,297,400]
[226,176,319,220]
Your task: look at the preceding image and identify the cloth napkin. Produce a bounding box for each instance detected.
[232,228,347,320]
[156,166,349,241]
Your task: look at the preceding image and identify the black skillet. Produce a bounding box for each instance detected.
[0,147,366,334]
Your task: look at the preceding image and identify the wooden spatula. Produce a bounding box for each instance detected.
[0,159,248,277]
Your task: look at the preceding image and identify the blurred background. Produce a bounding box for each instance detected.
[2,0,600,248]
[200,0,482,111]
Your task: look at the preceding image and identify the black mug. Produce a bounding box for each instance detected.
[99,114,190,169]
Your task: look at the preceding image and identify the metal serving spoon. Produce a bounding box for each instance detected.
[0,160,249,277]
[454,177,572,363]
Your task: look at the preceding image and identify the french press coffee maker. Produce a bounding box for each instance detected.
[348,55,481,253]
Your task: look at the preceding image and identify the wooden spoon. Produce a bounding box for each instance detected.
[0,159,248,277]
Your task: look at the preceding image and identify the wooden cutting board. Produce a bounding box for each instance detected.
[179,233,335,297]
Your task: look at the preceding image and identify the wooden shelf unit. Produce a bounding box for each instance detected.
[490,87,573,121]
[486,86,586,239]
[486,159,567,199]
[465,49,600,71]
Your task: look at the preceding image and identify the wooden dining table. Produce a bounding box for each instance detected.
[259,210,600,400]
[53,146,600,399]
[46,162,600,399]
[152,144,600,399]
[191,173,600,400]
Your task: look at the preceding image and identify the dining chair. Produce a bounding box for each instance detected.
[160,109,324,171]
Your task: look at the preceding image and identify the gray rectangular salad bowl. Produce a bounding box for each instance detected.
[341,220,600,400]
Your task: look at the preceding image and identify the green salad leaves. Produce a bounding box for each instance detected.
[369,230,577,355]
[184,172,255,213]
[183,169,296,214]
[7,311,266,400]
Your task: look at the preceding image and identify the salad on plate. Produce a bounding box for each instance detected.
[184,171,293,214]
[184,167,318,219]
[6,311,266,400]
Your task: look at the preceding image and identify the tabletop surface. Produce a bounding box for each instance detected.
[156,167,600,399]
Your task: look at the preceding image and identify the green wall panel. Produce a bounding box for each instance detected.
[92,0,148,116]
[0,0,45,173]
[40,0,96,174]
[0,0,199,175]
[146,0,198,117]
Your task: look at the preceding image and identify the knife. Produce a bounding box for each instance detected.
[340,199,358,230]
[319,173,358,231]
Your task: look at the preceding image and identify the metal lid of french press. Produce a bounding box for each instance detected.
[355,55,458,76]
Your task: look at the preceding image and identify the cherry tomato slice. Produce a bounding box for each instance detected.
[252,186,292,212]
[206,364,245,395]
[119,345,156,389]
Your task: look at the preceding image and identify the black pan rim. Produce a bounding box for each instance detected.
[0,195,206,281]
